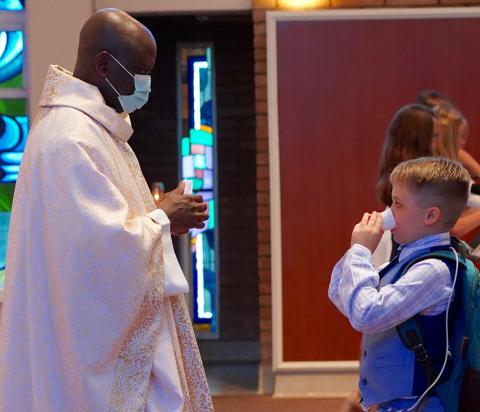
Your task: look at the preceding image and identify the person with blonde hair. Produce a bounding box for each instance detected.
[330,157,471,412]
[416,89,480,178]
[339,104,436,412]
[432,104,463,160]
[430,104,480,240]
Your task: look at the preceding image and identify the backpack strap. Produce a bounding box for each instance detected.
[396,249,467,387]
[398,317,435,385]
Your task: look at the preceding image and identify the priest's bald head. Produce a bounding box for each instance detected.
[73,8,156,113]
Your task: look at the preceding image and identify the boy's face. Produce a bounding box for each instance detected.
[390,182,430,244]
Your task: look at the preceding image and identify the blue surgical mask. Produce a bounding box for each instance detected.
[105,53,151,113]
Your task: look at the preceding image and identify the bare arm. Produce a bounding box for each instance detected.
[459,149,480,179]
[451,208,480,238]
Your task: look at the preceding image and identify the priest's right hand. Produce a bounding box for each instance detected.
[158,182,209,235]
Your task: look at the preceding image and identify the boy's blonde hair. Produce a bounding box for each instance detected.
[390,157,470,229]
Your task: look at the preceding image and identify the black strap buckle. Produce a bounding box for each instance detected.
[411,343,429,363]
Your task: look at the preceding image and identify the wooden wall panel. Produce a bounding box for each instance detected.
[277,17,480,361]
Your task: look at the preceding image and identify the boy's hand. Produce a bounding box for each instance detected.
[351,211,384,253]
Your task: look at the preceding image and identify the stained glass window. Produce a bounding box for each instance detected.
[0,31,23,88]
[0,3,26,290]
[178,45,218,337]
[0,0,23,11]
[0,98,25,288]
[0,98,26,182]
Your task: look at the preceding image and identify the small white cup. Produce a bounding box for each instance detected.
[183,179,193,195]
[380,208,396,231]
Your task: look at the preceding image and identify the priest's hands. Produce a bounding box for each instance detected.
[158,182,209,235]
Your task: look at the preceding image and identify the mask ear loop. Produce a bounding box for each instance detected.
[107,53,135,79]
[105,77,121,96]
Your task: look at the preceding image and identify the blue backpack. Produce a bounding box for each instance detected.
[396,248,480,412]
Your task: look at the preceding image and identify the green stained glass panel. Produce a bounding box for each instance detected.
[179,45,218,335]
[0,98,25,116]
[190,129,213,146]
[0,183,15,211]
[182,137,190,156]
[192,178,203,191]
[208,199,215,229]
[0,72,22,89]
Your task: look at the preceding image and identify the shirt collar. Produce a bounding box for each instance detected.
[398,232,451,262]
[38,65,133,142]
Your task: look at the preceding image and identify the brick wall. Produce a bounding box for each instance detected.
[251,7,272,375]
[132,14,259,361]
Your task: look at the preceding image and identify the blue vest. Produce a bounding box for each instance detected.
[359,245,454,408]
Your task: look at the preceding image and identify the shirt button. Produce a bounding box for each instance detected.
[361,378,368,386]
[363,350,367,358]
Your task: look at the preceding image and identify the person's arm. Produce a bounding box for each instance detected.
[451,208,480,238]
[333,247,451,334]
[329,212,452,334]
[329,211,384,316]
[459,149,480,179]
[328,243,380,317]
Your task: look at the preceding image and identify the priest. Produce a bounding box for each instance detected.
[0,8,213,412]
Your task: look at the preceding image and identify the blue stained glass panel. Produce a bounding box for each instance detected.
[0,211,10,288]
[0,31,23,88]
[195,191,213,201]
[182,156,194,178]
[203,169,213,190]
[0,99,28,183]
[0,0,23,10]
[0,1,25,289]
[179,45,217,335]
[1,152,22,163]
[205,146,213,169]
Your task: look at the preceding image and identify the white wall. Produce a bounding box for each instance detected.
[26,0,94,118]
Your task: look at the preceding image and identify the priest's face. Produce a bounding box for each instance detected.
[108,49,155,97]
[98,33,157,113]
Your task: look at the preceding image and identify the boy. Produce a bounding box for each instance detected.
[329,157,470,411]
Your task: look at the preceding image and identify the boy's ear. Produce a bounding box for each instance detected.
[425,206,441,226]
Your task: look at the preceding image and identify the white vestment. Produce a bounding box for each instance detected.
[0,65,213,412]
